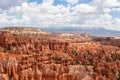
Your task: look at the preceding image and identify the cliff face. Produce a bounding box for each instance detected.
[0,28,120,80]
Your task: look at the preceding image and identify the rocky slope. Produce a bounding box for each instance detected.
[0,27,119,80]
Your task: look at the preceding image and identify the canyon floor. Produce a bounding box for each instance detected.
[0,27,120,80]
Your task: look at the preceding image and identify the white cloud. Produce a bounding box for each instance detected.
[66,0,79,4]
[72,4,96,13]
[0,13,7,23]
[104,0,120,7]
[0,0,26,9]
[0,0,120,30]
[103,8,111,13]
[83,13,120,30]
[112,7,120,12]
[101,13,112,20]
[84,13,112,26]
[5,2,75,27]
[91,0,120,7]
[42,0,54,5]
[91,0,120,13]
[7,2,99,27]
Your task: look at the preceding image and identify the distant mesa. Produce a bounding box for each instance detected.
[1,27,120,37]
[0,27,47,35]
[40,27,120,37]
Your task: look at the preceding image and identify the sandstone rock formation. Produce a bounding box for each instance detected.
[0,27,47,35]
[0,27,119,80]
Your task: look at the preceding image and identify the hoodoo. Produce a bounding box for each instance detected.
[0,27,119,80]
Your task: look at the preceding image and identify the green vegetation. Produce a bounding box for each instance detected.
[75,59,80,65]
[72,51,78,56]
[53,57,62,64]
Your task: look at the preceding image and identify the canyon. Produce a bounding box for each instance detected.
[0,27,120,80]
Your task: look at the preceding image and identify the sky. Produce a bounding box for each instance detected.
[0,0,120,30]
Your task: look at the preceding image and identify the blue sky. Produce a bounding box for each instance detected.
[28,0,92,4]
[27,0,92,6]
[0,0,120,30]
[28,0,42,3]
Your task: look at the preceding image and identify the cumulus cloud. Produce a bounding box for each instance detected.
[3,2,71,27]
[84,13,112,26]
[0,0,120,30]
[104,0,120,7]
[42,0,54,5]
[72,4,96,13]
[83,13,120,30]
[91,0,120,8]
[2,1,98,27]
[0,0,26,9]
[66,0,79,4]
[103,8,111,13]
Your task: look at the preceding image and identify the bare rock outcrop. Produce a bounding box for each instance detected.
[0,28,119,80]
[0,73,9,80]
